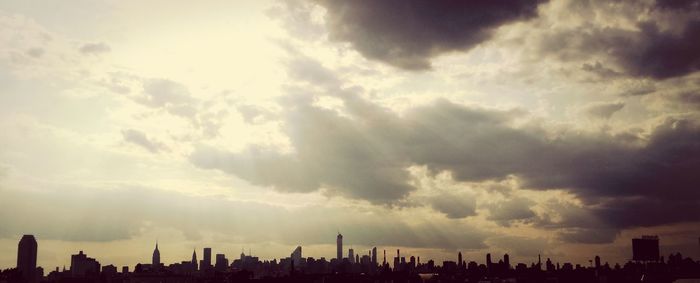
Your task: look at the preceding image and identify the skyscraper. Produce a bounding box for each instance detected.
[372,247,377,265]
[201,247,212,270]
[632,236,660,261]
[458,252,463,268]
[504,253,510,269]
[17,235,37,282]
[71,251,100,277]
[383,250,386,266]
[215,254,228,271]
[152,242,160,268]
[192,249,198,271]
[336,233,343,260]
[291,246,302,266]
[348,248,355,263]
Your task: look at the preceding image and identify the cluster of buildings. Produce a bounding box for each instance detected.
[1,234,699,283]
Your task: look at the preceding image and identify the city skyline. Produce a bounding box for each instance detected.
[3,233,699,282]
[2,0,700,276]
[2,233,698,272]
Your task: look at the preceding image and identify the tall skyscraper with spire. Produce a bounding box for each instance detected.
[192,249,198,270]
[17,235,37,283]
[152,242,160,268]
[383,250,386,266]
[336,233,343,260]
[372,247,377,265]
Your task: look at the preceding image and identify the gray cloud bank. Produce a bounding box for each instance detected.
[193,91,700,239]
[306,0,700,80]
[536,0,700,80]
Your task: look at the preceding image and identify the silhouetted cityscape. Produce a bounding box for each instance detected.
[1,234,699,283]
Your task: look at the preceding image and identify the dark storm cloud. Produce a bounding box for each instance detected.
[615,21,700,79]
[312,0,547,70]
[655,0,700,10]
[539,1,700,80]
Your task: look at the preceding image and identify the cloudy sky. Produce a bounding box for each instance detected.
[1,0,699,270]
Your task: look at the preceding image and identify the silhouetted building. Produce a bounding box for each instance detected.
[17,235,38,282]
[546,257,555,272]
[152,242,161,269]
[291,246,302,266]
[504,253,510,269]
[348,248,355,263]
[102,264,117,276]
[336,233,343,260]
[633,235,660,261]
[383,250,386,266]
[215,254,228,271]
[372,247,377,265]
[458,252,462,269]
[71,251,100,277]
[201,247,212,271]
[191,249,198,271]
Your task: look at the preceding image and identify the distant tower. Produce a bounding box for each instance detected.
[152,242,161,268]
[192,249,198,270]
[203,248,212,270]
[458,252,463,268]
[538,254,542,270]
[17,235,38,282]
[486,253,492,268]
[383,250,386,266]
[291,246,302,266]
[336,233,343,260]
[348,248,355,263]
[504,254,510,269]
[594,255,601,269]
[372,247,377,265]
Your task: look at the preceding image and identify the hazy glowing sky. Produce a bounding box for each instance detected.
[1,0,699,270]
